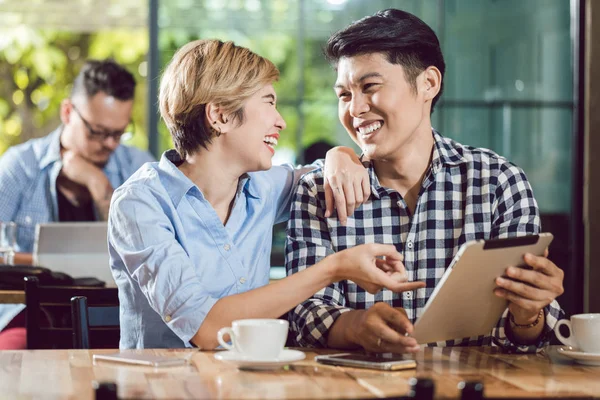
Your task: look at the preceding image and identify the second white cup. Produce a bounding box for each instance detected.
[555,313,600,353]
[217,319,288,360]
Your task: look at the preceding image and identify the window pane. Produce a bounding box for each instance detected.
[157,0,441,156]
[440,0,573,213]
[156,1,575,293]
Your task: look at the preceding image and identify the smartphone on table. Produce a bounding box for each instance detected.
[314,353,417,371]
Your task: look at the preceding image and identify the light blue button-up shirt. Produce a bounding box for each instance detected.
[0,127,154,330]
[109,150,316,349]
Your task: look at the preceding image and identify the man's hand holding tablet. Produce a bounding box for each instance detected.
[494,246,565,344]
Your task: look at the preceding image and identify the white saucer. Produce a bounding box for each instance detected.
[214,349,306,370]
[557,347,600,366]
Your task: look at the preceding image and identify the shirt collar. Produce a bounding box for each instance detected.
[240,174,260,199]
[431,129,468,170]
[365,129,468,199]
[366,166,385,200]
[38,126,123,177]
[38,127,63,169]
[158,149,260,207]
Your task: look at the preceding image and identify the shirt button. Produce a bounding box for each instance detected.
[239,277,246,284]
[396,200,402,207]
[403,292,412,300]
[407,241,413,249]
[223,244,231,251]
[24,216,32,225]
[164,315,172,323]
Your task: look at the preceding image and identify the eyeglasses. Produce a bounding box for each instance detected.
[71,104,134,141]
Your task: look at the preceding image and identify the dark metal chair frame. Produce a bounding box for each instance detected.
[24,276,119,349]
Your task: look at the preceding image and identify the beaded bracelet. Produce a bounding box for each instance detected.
[510,309,544,328]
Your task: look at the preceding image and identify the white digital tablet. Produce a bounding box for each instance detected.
[411,233,554,344]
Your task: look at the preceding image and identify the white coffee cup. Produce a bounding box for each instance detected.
[555,314,600,353]
[217,319,288,360]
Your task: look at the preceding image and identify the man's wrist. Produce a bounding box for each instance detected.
[86,170,109,188]
[510,309,544,328]
[87,173,112,198]
[335,309,363,347]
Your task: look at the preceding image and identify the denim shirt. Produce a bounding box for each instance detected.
[0,127,154,329]
[108,150,315,348]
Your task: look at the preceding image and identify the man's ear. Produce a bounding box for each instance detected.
[421,66,442,101]
[59,99,72,125]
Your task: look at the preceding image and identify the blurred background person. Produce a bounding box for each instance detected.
[0,59,154,349]
[0,58,154,263]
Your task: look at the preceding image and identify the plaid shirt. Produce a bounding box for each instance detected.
[286,130,563,353]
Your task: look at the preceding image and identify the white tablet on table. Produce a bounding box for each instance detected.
[411,233,554,344]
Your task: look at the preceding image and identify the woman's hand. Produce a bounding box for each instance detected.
[323,146,370,225]
[332,243,426,294]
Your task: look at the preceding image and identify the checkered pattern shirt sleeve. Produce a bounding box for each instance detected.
[285,174,353,347]
[488,162,564,353]
[285,130,564,352]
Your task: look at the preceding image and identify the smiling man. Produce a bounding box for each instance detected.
[286,9,565,353]
[0,59,154,348]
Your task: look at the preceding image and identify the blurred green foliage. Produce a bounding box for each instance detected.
[0,28,149,154]
[0,26,342,158]
[0,0,389,158]
[156,31,342,157]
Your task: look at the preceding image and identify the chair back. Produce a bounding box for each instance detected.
[24,276,119,349]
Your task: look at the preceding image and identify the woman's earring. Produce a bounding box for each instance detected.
[210,125,222,137]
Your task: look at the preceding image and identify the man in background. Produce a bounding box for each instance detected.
[0,58,154,348]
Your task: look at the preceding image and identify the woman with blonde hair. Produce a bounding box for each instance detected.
[108,39,423,349]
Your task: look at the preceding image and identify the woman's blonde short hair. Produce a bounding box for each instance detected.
[159,40,279,158]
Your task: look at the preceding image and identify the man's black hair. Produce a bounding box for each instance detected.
[71,59,136,101]
[325,8,445,112]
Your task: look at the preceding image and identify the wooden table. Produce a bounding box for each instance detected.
[0,289,24,304]
[1,346,598,399]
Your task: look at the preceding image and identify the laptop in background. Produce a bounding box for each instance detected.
[33,222,115,287]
